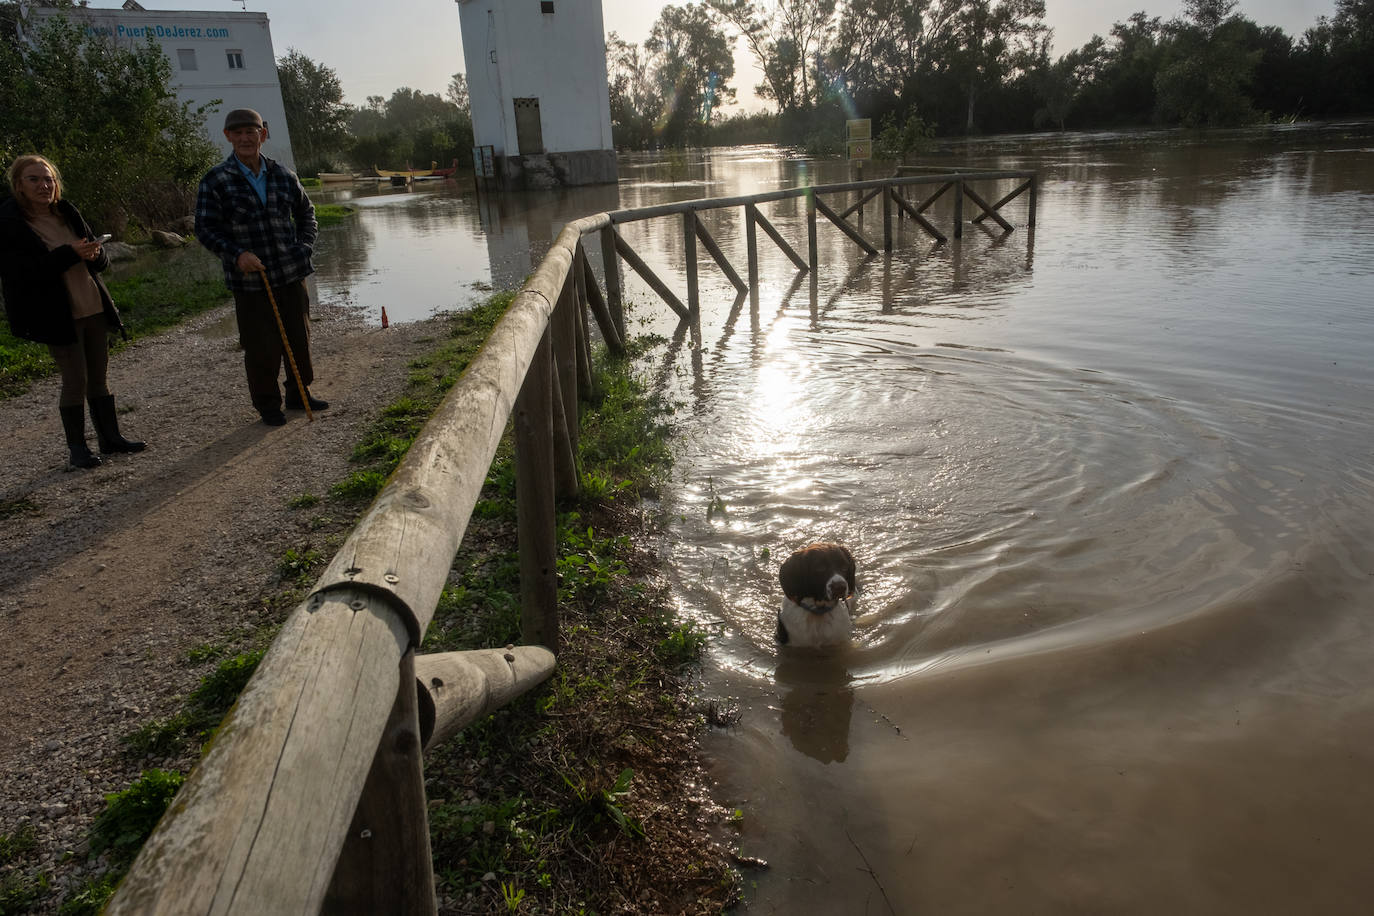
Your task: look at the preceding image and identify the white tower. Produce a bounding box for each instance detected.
[456,0,617,188]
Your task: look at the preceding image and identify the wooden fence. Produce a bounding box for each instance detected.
[106,168,1034,914]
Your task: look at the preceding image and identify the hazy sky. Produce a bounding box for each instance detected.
[94,0,1336,110]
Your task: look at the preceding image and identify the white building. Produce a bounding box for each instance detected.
[20,2,296,170]
[457,0,616,189]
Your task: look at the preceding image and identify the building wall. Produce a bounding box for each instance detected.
[458,0,615,186]
[23,5,296,171]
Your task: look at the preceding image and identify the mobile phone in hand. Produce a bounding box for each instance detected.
[96,234,112,243]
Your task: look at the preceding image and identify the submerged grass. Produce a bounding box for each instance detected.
[28,289,733,914]
[314,203,355,227]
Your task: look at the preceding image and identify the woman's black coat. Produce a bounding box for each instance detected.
[0,195,123,345]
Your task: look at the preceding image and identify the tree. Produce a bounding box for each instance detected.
[645,3,736,144]
[830,0,935,106]
[276,49,350,175]
[708,0,838,113]
[1154,0,1260,126]
[446,73,470,113]
[346,87,470,171]
[1296,0,1374,115]
[606,32,657,148]
[930,0,1050,133]
[0,1,218,232]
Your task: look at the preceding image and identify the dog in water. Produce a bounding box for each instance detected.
[776,542,856,647]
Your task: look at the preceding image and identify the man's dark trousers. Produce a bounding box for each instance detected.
[232,279,312,413]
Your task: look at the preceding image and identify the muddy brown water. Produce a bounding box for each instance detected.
[312,126,1374,911]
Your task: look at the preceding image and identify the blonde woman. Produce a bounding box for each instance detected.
[0,154,144,469]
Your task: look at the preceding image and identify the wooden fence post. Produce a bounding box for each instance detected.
[806,188,818,274]
[600,225,624,342]
[325,650,436,915]
[882,182,893,253]
[551,274,580,498]
[515,328,558,650]
[683,209,701,343]
[745,202,759,314]
[572,244,596,392]
[1028,174,1037,228]
[579,245,624,355]
[954,179,965,239]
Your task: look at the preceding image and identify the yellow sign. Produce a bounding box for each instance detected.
[847,139,872,161]
[846,118,872,141]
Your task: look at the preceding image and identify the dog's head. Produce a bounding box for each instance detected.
[779,543,856,615]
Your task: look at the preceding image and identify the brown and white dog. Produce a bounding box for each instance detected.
[776,542,857,647]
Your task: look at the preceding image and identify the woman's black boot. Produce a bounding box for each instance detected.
[89,394,146,453]
[59,404,102,469]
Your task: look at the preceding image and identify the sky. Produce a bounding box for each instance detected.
[93,0,1337,112]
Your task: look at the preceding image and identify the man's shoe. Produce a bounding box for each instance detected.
[285,389,329,411]
[260,409,288,426]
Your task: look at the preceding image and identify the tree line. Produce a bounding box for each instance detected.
[610,0,1374,152]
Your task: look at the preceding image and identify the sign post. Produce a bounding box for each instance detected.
[846,118,872,222]
[471,145,496,194]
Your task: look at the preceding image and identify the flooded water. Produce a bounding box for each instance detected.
[310,125,1374,912]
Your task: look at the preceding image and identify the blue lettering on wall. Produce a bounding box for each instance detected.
[107,22,230,41]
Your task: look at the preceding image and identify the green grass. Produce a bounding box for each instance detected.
[122,649,265,758]
[55,871,120,916]
[88,769,184,864]
[2,818,48,912]
[1,870,50,914]
[59,770,185,915]
[286,492,320,509]
[1,244,228,399]
[276,546,322,585]
[315,203,355,226]
[0,497,39,520]
[0,825,38,864]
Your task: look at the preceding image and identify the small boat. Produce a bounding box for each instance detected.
[430,158,461,178]
[374,161,440,178]
[318,172,357,183]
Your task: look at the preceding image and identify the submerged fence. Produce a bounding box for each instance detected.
[106,167,1035,914]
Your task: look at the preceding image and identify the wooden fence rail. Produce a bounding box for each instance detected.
[107,168,1034,914]
[599,169,1035,333]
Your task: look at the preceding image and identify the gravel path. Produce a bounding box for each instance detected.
[0,298,444,909]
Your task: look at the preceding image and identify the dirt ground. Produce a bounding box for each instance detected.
[0,299,444,907]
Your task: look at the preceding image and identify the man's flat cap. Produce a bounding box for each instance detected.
[224,108,264,130]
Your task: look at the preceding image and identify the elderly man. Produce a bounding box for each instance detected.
[195,107,328,426]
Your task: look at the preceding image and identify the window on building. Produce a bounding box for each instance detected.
[226,50,245,70]
[541,1,555,12]
[177,48,197,71]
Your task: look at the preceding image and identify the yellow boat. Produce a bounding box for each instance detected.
[373,161,439,178]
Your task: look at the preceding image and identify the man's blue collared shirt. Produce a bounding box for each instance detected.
[234,156,268,205]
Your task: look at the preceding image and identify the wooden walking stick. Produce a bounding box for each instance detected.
[257,268,313,421]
